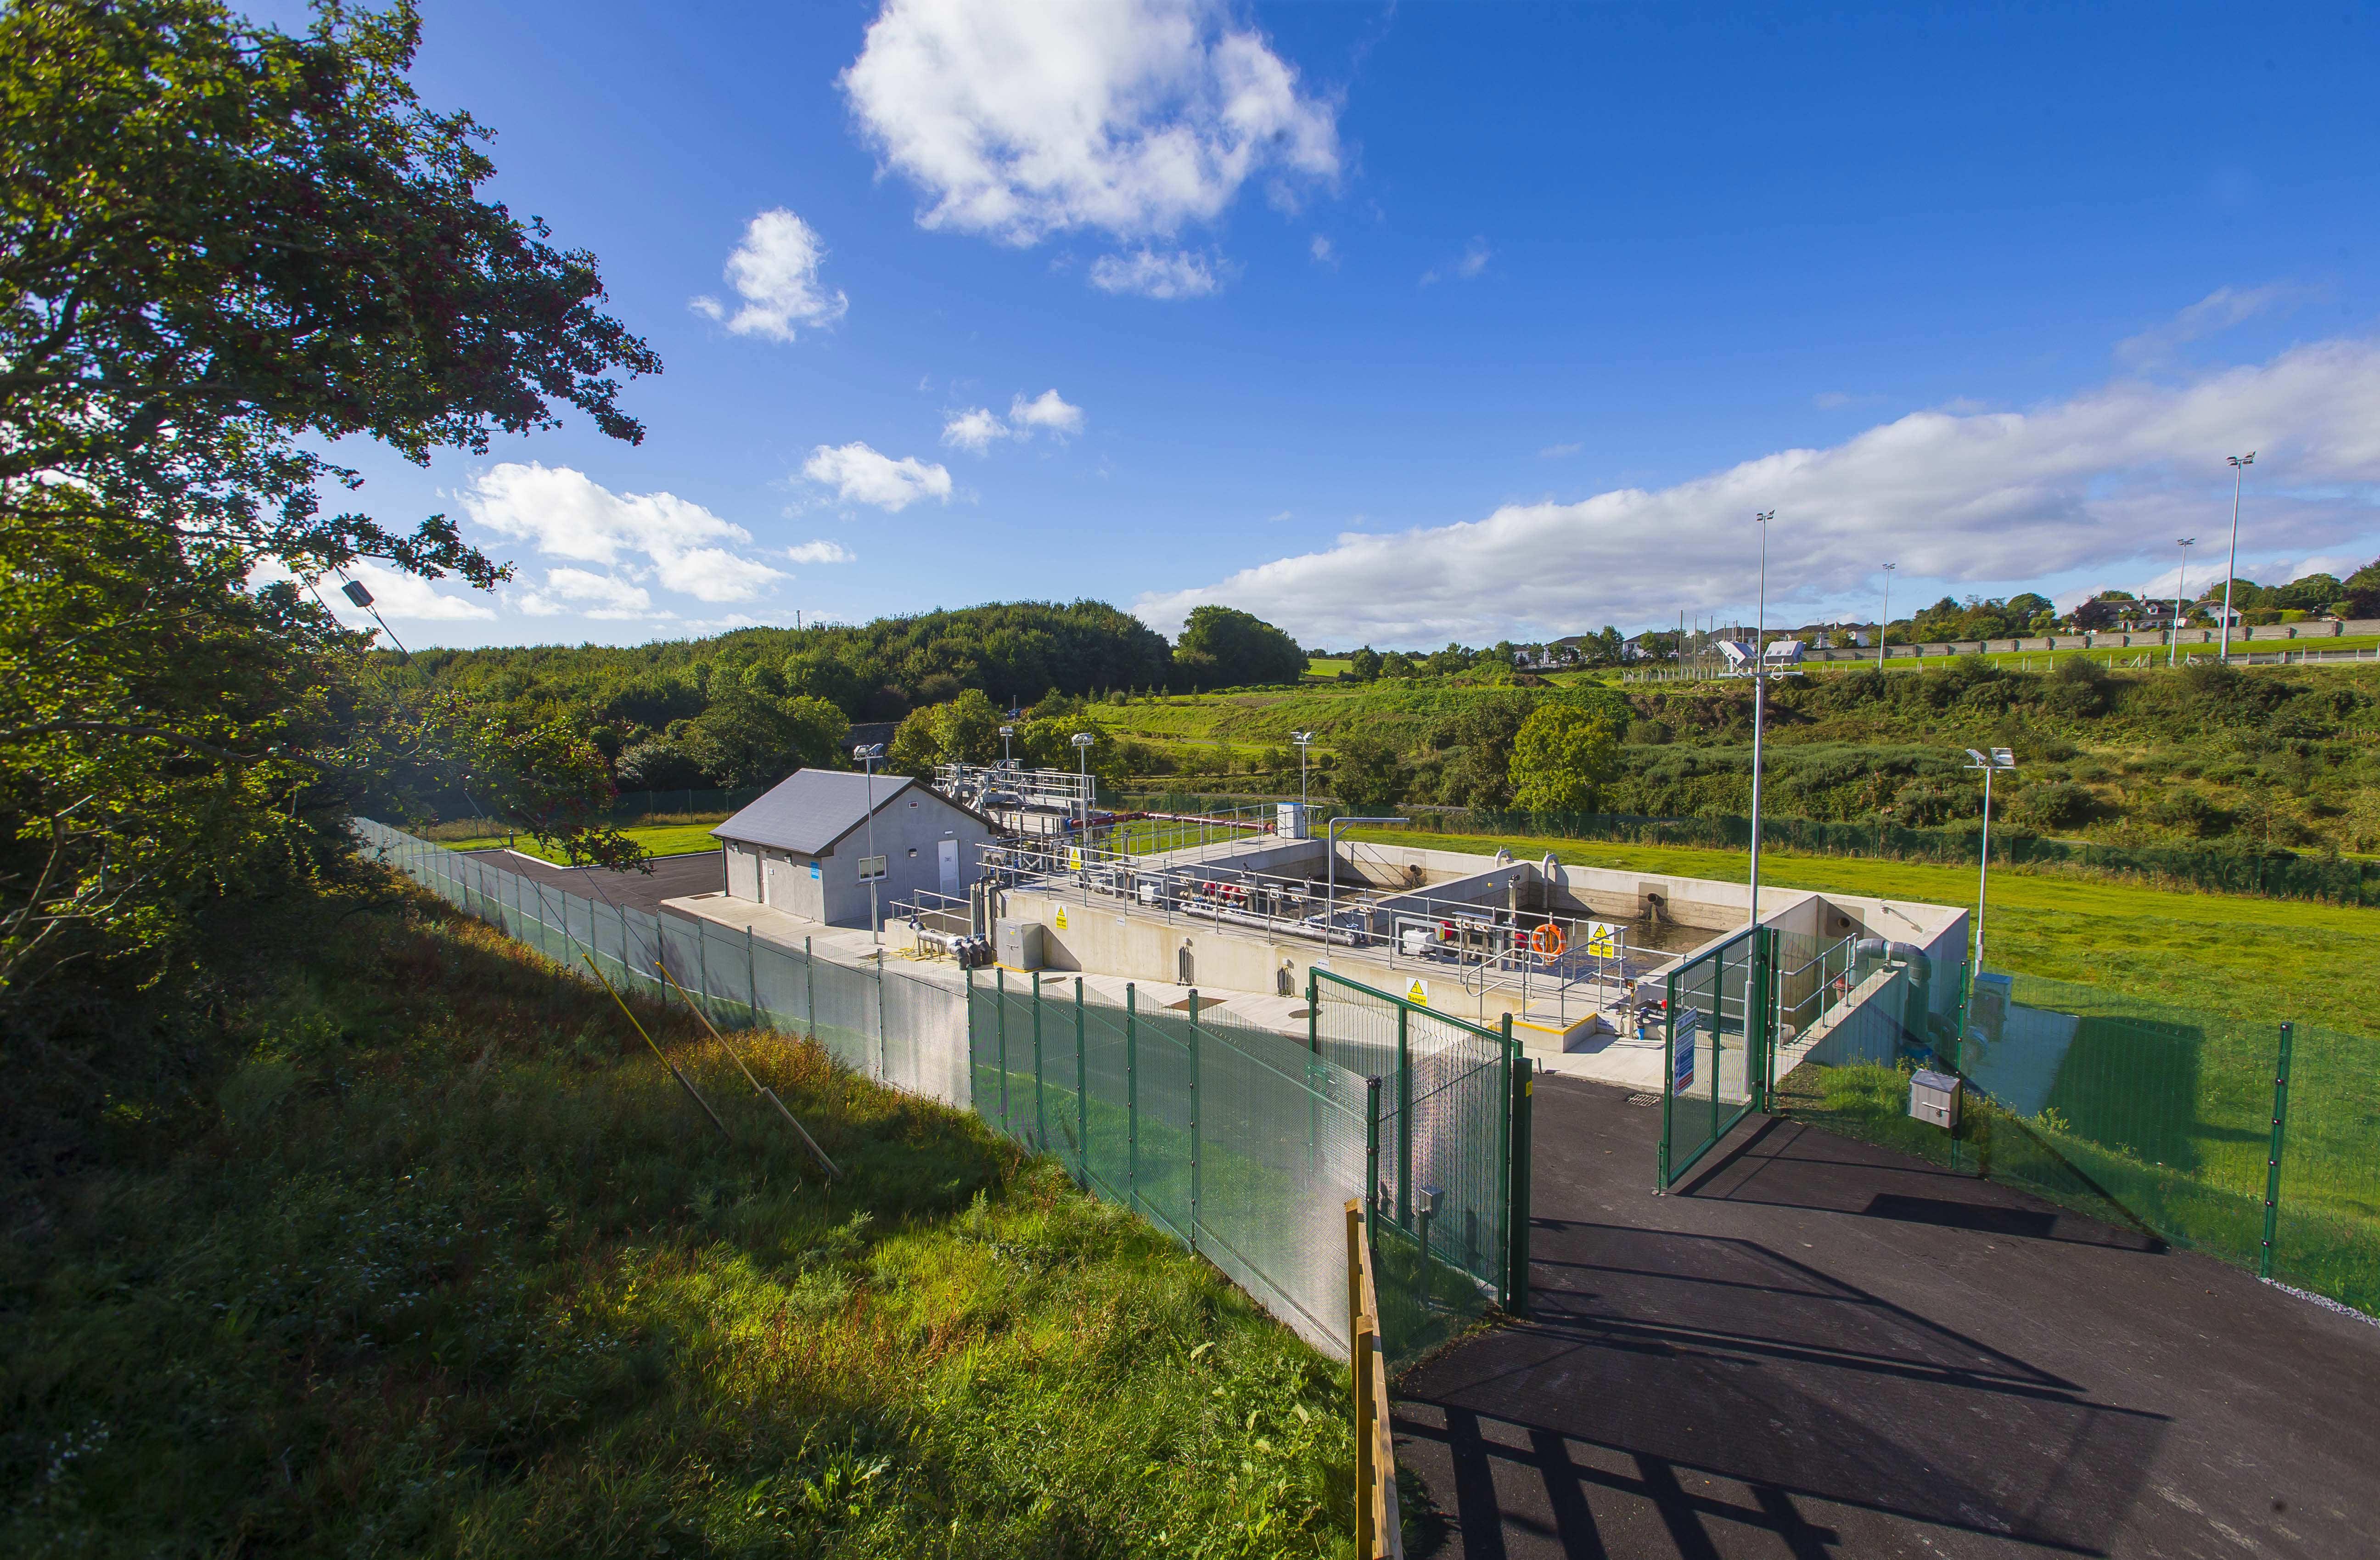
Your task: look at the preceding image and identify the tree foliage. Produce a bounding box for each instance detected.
[1507,703,1623,814]
[1171,604,1308,690]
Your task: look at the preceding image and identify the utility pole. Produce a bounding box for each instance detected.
[2170,538,2196,668]
[1963,748,2018,973]
[1878,563,1895,671]
[854,742,886,944]
[2220,453,2254,664]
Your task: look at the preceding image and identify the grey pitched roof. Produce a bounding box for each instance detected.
[710,769,922,855]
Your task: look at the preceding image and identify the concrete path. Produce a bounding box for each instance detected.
[1392,1074,2380,1559]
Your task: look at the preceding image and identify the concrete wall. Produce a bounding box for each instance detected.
[727,790,1000,929]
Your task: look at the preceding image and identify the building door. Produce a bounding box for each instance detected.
[764,856,795,909]
[937,839,960,896]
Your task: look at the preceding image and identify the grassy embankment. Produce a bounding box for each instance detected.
[0,887,1352,1558]
[440,817,726,862]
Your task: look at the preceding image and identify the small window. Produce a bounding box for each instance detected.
[908,847,918,857]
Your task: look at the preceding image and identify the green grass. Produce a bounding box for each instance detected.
[442,818,727,862]
[1779,637,2380,677]
[1353,825,2380,1035]
[0,891,1354,1558]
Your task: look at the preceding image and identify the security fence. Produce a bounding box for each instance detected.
[1660,926,1776,1188]
[1392,807,2380,907]
[1775,966,2380,1318]
[352,818,966,1106]
[356,819,1531,1364]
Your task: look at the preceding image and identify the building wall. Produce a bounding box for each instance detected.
[723,788,999,929]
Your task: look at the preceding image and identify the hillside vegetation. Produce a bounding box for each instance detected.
[1,887,1352,1558]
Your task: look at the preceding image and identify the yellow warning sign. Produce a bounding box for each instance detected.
[1053,905,1070,931]
[1067,847,1083,870]
[1585,920,1620,958]
[1404,978,1430,1008]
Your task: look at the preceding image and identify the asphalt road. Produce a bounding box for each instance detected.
[1392,1074,2380,1559]
[458,847,723,916]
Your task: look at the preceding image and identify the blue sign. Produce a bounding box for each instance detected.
[1672,1008,1699,1093]
[809,861,820,879]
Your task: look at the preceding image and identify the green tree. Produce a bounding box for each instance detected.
[1507,704,1622,814]
[1172,605,1308,689]
[0,0,659,1132]
[677,688,848,788]
[1348,645,1383,681]
[1329,734,1405,812]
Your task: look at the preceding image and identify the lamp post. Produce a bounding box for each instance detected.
[1291,730,1316,812]
[853,742,886,945]
[1748,512,1773,934]
[1963,747,2017,975]
[2169,538,2196,668]
[2220,453,2254,664]
[999,724,1014,766]
[1877,563,1895,671]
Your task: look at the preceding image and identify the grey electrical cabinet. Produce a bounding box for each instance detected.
[995,919,1044,971]
[1908,1069,1962,1131]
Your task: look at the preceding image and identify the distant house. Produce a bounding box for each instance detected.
[713,769,999,926]
[1617,635,1651,662]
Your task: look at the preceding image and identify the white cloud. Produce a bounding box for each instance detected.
[1814,391,1884,410]
[1421,237,1490,287]
[1133,337,2380,645]
[786,540,857,564]
[690,208,849,342]
[841,0,1339,255]
[1090,248,1220,298]
[1539,441,1580,459]
[1309,234,1336,266]
[801,442,955,511]
[941,389,1086,452]
[2117,282,2304,367]
[1009,388,1085,438]
[942,406,1013,454]
[462,463,786,604]
[517,567,653,619]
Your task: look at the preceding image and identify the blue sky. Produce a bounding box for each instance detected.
[276,0,2380,649]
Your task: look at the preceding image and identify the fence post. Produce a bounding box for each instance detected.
[1365,1075,1383,1227]
[1188,989,1201,1254]
[875,945,887,1082]
[1307,966,1322,1172]
[1508,1053,1533,1318]
[1395,1002,1412,1227]
[697,917,711,1022]
[1074,977,1089,1188]
[1659,967,1679,1190]
[747,926,758,1026]
[1033,971,1047,1151]
[2260,1022,2296,1279]
[1497,1012,1517,1308]
[1126,982,1140,1215]
[805,936,816,1043]
[997,964,1011,1134]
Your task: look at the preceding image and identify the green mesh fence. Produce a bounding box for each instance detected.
[967,971,1375,1356]
[1312,971,1523,1365]
[1660,926,1775,1188]
[1775,963,2380,1318]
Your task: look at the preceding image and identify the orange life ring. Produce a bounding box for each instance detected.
[1530,922,1566,958]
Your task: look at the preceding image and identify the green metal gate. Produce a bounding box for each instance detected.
[1312,967,1533,1362]
[1660,925,1778,1189]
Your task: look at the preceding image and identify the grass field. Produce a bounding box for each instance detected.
[1,893,1353,1558]
[1348,826,2380,1035]
[443,818,726,862]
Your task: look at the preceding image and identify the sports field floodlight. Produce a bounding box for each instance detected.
[1963,746,2019,980]
[1878,563,1896,671]
[1291,730,1317,809]
[855,743,887,945]
[2220,453,2254,665]
[2171,538,2197,667]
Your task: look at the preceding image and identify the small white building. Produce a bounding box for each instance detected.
[713,769,999,926]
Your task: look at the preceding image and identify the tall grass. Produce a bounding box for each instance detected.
[1,890,1354,1557]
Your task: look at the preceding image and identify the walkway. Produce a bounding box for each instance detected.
[1392,1075,2380,1557]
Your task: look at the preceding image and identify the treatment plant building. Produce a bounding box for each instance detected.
[713,768,998,927]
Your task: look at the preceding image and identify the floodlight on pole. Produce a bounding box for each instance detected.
[2219,453,2253,664]
[1877,563,1895,671]
[999,725,1015,766]
[2169,538,2196,668]
[1962,746,2017,978]
[1291,730,1316,810]
[854,743,887,946]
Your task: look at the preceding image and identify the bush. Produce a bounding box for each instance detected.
[2012,780,2095,831]
[2150,788,2229,839]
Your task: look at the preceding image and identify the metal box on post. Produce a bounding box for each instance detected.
[995,919,1044,971]
[1908,1068,1962,1130]
[1276,801,1308,840]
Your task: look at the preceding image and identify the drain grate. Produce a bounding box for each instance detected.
[1626,1093,1661,1107]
